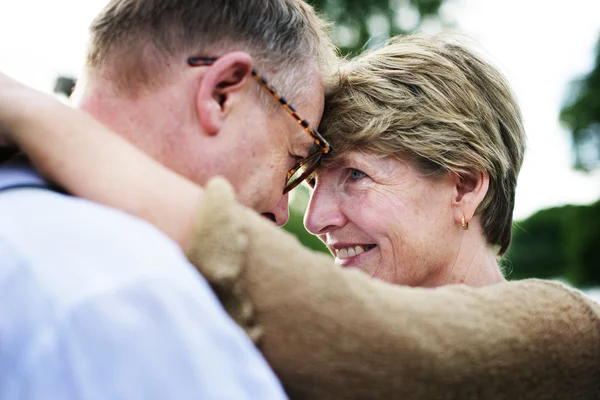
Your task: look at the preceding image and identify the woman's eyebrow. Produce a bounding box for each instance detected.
[339,154,375,169]
[323,152,379,170]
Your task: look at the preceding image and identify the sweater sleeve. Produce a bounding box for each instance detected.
[188,177,600,400]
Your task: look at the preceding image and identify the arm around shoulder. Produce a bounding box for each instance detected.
[188,178,600,400]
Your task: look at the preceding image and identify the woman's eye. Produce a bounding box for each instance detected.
[349,168,366,181]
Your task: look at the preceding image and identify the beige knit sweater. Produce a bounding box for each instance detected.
[188,178,600,400]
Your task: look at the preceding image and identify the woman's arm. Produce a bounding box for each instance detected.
[0,72,202,250]
[189,177,600,400]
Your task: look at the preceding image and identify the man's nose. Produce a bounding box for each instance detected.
[262,193,289,227]
[304,186,346,235]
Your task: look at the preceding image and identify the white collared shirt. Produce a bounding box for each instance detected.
[0,157,286,400]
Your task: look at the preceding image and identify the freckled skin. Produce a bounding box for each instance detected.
[304,151,463,286]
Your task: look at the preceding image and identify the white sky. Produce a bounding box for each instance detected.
[1,0,599,220]
[447,0,600,220]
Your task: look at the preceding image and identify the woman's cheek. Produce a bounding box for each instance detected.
[357,195,388,226]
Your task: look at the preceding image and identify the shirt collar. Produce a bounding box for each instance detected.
[0,154,53,192]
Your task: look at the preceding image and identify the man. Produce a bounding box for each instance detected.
[0,0,336,398]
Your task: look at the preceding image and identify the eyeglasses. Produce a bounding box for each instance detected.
[188,57,332,194]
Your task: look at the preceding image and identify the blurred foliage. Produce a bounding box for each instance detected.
[306,0,447,55]
[565,200,600,286]
[560,35,600,171]
[505,206,574,281]
[505,200,600,288]
[283,185,330,255]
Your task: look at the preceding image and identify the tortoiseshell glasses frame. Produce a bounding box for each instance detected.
[188,57,332,194]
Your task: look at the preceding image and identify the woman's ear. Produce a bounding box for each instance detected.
[450,170,490,226]
[195,51,253,136]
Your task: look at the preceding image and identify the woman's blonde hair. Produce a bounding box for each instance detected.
[320,34,526,255]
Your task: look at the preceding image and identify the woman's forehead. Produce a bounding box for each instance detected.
[320,151,402,172]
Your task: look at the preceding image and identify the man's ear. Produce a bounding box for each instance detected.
[195,51,253,136]
[450,170,490,226]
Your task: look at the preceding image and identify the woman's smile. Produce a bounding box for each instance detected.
[330,242,378,267]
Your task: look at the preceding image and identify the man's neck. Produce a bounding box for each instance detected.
[77,77,193,163]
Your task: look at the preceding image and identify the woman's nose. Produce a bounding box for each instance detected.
[304,186,346,235]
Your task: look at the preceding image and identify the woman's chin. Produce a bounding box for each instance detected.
[335,245,377,268]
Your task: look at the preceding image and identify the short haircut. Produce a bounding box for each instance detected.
[86,0,338,101]
[320,34,526,255]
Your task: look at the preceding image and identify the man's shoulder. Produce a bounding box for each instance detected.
[0,189,287,400]
[0,187,179,254]
[0,188,197,302]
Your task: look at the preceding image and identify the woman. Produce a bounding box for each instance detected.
[305,35,521,287]
[2,35,599,399]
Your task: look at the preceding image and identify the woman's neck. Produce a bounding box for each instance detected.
[421,223,506,288]
[457,250,506,287]
[422,249,505,288]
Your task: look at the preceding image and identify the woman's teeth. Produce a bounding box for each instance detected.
[335,245,366,260]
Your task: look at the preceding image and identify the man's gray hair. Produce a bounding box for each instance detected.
[86,0,338,101]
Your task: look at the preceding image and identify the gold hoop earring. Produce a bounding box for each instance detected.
[461,215,469,230]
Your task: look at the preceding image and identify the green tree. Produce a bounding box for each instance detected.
[563,200,600,287]
[505,206,573,281]
[560,35,600,171]
[505,201,600,288]
[306,0,447,55]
